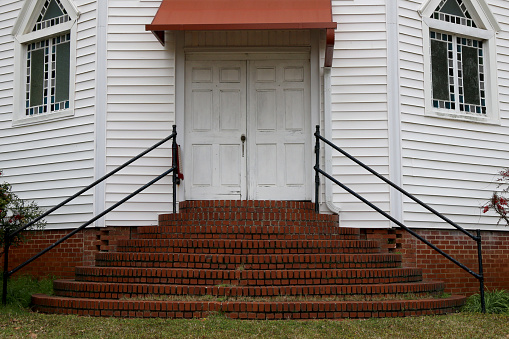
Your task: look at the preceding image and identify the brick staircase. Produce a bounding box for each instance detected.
[31,200,465,319]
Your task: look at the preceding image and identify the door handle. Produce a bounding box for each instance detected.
[241,134,246,157]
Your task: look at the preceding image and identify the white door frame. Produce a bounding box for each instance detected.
[174,31,321,202]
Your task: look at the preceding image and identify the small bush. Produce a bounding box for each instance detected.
[0,274,53,309]
[462,289,509,315]
[483,168,509,226]
[1,181,46,247]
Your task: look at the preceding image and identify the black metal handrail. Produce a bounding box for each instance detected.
[2,125,179,305]
[314,125,486,313]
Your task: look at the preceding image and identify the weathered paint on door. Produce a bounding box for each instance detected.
[185,58,310,200]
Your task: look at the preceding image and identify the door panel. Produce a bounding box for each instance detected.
[248,60,311,200]
[185,61,247,199]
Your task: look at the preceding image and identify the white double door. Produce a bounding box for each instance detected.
[185,57,311,200]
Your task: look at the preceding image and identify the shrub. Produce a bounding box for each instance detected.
[462,289,509,315]
[0,182,46,247]
[483,168,509,226]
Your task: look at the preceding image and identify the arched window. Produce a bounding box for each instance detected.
[420,0,500,122]
[12,0,79,125]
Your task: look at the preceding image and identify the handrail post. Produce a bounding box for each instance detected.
[476,229,486,313]
[314,125,320,213]
[172,125,177,215]
[2,233,10,305]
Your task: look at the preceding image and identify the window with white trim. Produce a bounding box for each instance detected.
[421,0,500,122]
[12,0,78,125]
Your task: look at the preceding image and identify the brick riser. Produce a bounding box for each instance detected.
[94,253,403,269]
[73,267,423,285]
[116,239,380,254]
[32,295,465,319]
[31,200,466,319]
[52,280,446,299]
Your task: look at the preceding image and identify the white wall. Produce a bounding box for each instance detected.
[105,0,175,226]
[0,0,97,229]
[398,0,509,230]
[329,0,392,228]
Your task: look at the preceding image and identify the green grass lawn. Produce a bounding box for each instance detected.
[1,276,508,338]
[0,306,508,339]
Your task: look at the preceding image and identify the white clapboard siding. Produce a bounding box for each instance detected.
[330,0,391,228]
[105,0,175,226]
[398,0,509,230]
[0,0,97,229]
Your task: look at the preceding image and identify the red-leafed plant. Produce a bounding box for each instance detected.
[483,168,509,226]
[1,182,46,248]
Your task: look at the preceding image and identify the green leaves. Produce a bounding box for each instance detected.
[0,182,46,247]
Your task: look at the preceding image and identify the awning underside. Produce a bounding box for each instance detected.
[145,0,337,67]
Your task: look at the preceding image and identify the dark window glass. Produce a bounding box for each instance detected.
[42,0,64,21]
[30,49,45,107]
[55,41,70,102]
[431,39,450,101]
[441,0,465,17]
[462,46,480,105]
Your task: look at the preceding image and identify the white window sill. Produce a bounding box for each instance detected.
[426,109,500,125]
[12,109,74,127]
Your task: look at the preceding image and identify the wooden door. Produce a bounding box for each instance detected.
[248,59,311,200]
[185,61,247,199]
[185,57,310,200]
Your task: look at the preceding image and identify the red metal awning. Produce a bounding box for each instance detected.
[145,0,337,66]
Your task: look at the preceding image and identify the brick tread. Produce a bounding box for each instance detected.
[157,213,339,225]
[117,239,380,254]
[95,252,402,269]
[138,225,357,240]
[74,267,423,285]
[31,294,466,319]
[53,279,445,299]
[178,200,316,211]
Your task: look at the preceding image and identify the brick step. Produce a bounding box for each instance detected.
[95,252,402,269]
[74,267,423,285]
[158,213,339,226]
[177,200,317,213]
[52,279,445,299]
[31,294,466,319]
[30,201,467,319]
[116,239,380,254]
[138,225,357,240]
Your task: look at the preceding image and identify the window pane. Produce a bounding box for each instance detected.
[29,48,45,107]
[431,39,450,101]
[462,46,480,105]
[55,41,70,103]
[440,0,464,17]
[42,0,64,21]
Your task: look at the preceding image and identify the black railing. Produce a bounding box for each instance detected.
[314,125,486,313]
[2,125,179,305]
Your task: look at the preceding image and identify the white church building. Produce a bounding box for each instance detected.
[1,0,508,236]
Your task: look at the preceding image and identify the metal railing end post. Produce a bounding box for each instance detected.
[172,125,177,215]
[476,229,486,314]
[2,234,10,306]
[314,125,320,213]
